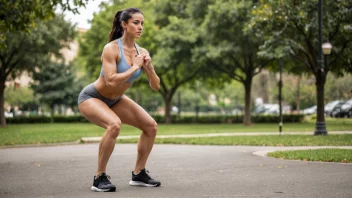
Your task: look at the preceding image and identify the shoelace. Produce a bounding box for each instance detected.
[143,169,152,180]
[99,174,112,185]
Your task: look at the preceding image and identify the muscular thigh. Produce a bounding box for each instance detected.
[78,98,121,128]
[110,95,155,130]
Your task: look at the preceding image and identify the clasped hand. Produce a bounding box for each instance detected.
[133,53,152,69]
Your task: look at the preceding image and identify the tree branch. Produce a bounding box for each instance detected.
[329,41,349,71]
[290,54,312,70]
[329,21,341,41]
[215,63,243,82]
[159,77,167,96]
[230,54,245,72]
[253,59,273,76]
[174,67,201,88]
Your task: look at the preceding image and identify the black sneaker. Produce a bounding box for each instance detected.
[129,168,161,187]
[91,173,116,192]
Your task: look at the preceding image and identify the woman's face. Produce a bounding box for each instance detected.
[123,13,144,38]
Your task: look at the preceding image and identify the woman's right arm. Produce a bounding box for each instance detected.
[101,44,144,87]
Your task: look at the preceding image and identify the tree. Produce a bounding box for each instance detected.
[0,15,76,126]
[151,0,215,123]
[200,0,272,125]
[31,59,80,115]
[251,0,352,133]
[0,0,88,49]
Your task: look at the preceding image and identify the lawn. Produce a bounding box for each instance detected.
[0,119,351,146]
[268,149,352,163]
[117,134,352,146]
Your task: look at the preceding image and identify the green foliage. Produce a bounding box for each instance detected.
[31,60,84,111]
[0,15,77,126]
[0,15,76,81]
[201,0,271,78]
[4,86,36,107]
[325,73,352,100]
[0,0,88,49]
[251,0,352,75]
[199,0,273,125]
[6,115,52,124]
[151,0,216,122]
[251,0,352,126]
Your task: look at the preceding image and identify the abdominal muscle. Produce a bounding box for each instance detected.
[93,76,131,100]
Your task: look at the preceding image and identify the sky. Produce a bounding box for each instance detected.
[62,0,109,29]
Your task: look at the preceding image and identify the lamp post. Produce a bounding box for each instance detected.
[278,59,283,134]
[314,0,328,135]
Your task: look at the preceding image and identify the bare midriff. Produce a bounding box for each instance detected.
[93,76,131,100]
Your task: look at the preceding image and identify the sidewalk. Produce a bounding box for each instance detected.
[1,144,351,197]
[81,131,352,143]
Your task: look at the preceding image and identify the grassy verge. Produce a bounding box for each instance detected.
[0,119,351,146]
[116,134,352,146]
[267,149,352,163]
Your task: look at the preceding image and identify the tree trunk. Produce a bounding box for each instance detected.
[243,78,252,126]
[0,80,7,127]
[315,70,327,135]
[296,76,301,112]
[51,105,55,116]
[164,97,172,124]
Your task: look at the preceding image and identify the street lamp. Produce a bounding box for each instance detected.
[314,42,332,136]
[322,42,332,77]
[278,59,283,134]
[314,0,328,135]
[322,42,332,55]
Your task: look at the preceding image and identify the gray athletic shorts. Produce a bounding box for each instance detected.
[77,83,123,107]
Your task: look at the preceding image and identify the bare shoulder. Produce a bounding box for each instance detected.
[138,46,150,55]
[102,41,120,61]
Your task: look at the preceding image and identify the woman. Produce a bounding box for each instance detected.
[78,8,161,192]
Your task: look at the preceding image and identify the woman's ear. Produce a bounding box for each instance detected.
[121,21,127,30]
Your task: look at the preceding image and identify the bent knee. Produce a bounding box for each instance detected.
[106,122,121,139]
[143,121,158,137]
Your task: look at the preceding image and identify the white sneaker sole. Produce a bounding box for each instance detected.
[129,180,160,187]
[91,186,116,192]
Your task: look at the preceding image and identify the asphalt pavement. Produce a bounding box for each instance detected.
[1,143,352,198]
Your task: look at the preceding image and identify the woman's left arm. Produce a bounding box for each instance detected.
[141,48,160,91]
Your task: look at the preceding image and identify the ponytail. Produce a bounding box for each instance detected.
[109,11,123,42]
[108,8,143,42]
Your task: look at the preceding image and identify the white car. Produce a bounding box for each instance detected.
[5,111,13,118]
[302,105,317,115]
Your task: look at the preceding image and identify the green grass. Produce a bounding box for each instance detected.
[267,149,352,163]
[0,119,351,146]
[116,134,352,146]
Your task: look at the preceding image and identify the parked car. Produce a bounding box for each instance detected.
[335,99,352,118]
[254,104,279,115]
[330,101,347,117]
[4,111,13,118]
[325,100,344,116]
[302,105,317,115]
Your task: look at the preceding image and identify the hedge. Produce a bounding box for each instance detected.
[6,114,304,124]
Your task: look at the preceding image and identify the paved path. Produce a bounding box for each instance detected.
[81,131,352,143]
[1,144,351,198]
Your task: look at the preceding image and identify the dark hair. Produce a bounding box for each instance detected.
[109,8,143,42]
